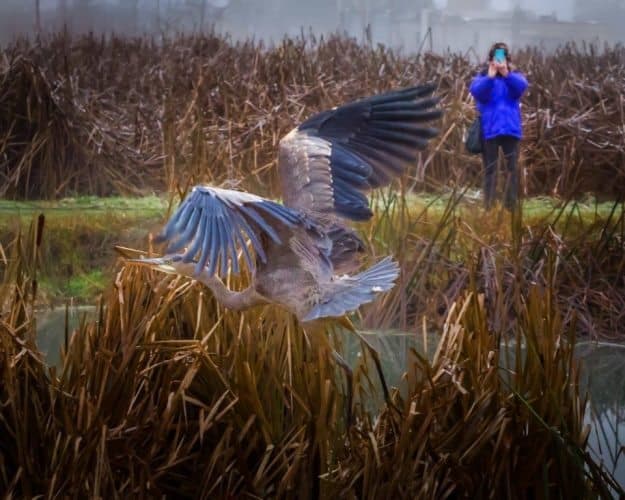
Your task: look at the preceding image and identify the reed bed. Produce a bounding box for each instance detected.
[1,218,350,498]
[1,30,624,497]
[0,210,622,497]
[1,32,624,199]
[0,53,161,199]
[361,192,625,341]
[330,288,616,498]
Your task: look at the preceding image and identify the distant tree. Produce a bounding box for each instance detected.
[58,0,68,29]
[131,0,139,31]
[155,0,161,32]
[35,0,41,32]
[186,0,227,31]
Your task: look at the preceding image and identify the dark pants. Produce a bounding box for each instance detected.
[482,135,520,210]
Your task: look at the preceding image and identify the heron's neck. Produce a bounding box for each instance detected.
[195,271,268,311]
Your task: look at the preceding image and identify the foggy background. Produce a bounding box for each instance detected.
[1,0,624,56]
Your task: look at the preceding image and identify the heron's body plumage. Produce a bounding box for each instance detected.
[132,84,442,321]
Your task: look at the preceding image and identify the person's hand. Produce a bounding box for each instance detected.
[496,62,509,77]
[487,61,497,78]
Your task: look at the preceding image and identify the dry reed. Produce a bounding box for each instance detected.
[360,192,625,341]
[1,30,624,498]
[0,213,621,497]
[1,33,624,199]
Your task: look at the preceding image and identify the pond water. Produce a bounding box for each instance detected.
[577,342,625,489]
[35,307,625,490]
[35,305,96,367]
[348,332,625,492]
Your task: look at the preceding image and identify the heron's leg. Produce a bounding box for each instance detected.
[332,350,353,426]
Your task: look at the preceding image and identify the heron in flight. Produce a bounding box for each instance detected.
[133,84,441,322]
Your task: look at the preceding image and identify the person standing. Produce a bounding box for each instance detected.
[469,42,528,210]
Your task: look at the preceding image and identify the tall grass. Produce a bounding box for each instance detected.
[1,29,624,498]
[1,32,624,199]
[360,191,625,341]
[1,207,622,497]
[1,217,350,497]
[330,287,618,498]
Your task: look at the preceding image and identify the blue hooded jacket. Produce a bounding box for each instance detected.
[469,70,528,140]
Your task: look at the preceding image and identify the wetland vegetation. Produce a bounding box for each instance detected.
[1,31,624,497]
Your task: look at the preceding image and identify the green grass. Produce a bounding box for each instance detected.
[0,195,168,218]
[41,270,108,299]
[0,196,170,305]
[374,191,623,223]
[0,193,622,305]
[0,193,621,225]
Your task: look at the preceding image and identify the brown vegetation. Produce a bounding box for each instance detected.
[0,216,620,498]
[0,33,624,199]
[1,31,624,497]
[0,55,161,199]
[360,194,625,341]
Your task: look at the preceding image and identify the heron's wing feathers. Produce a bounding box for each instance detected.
[279,84,441,221]
[302,257,399,321]
[154,186,311,277]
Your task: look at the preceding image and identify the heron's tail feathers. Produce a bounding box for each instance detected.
[302,256,399,322]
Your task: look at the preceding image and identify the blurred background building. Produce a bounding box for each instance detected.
[1,0,622,56]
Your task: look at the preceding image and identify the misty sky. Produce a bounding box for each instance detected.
[433,0,574,20]
[37,0,576,21]
[6,0,621,53]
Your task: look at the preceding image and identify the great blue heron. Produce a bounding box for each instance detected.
[131,84,441,323]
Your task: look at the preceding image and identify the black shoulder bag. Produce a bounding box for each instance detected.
[465,115,483,154]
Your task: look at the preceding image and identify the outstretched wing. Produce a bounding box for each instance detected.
[154,186,309,277]
[278,84,442,222]
[303,256,399,321]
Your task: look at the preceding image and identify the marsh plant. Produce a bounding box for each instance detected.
[0,202,622,497]
[1,33,624,200]
[1,28,624,499]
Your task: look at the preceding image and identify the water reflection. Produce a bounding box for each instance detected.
[339,328,439,394]
[577,342,625,489]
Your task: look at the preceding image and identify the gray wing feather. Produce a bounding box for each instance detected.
[154,186,308,277]
[302,256,400,321]
[278,133,334,217]
[278,84,442,222]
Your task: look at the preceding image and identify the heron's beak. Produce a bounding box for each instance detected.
[126,257,178,275]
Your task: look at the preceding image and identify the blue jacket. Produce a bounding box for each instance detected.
[469,70,528,140]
